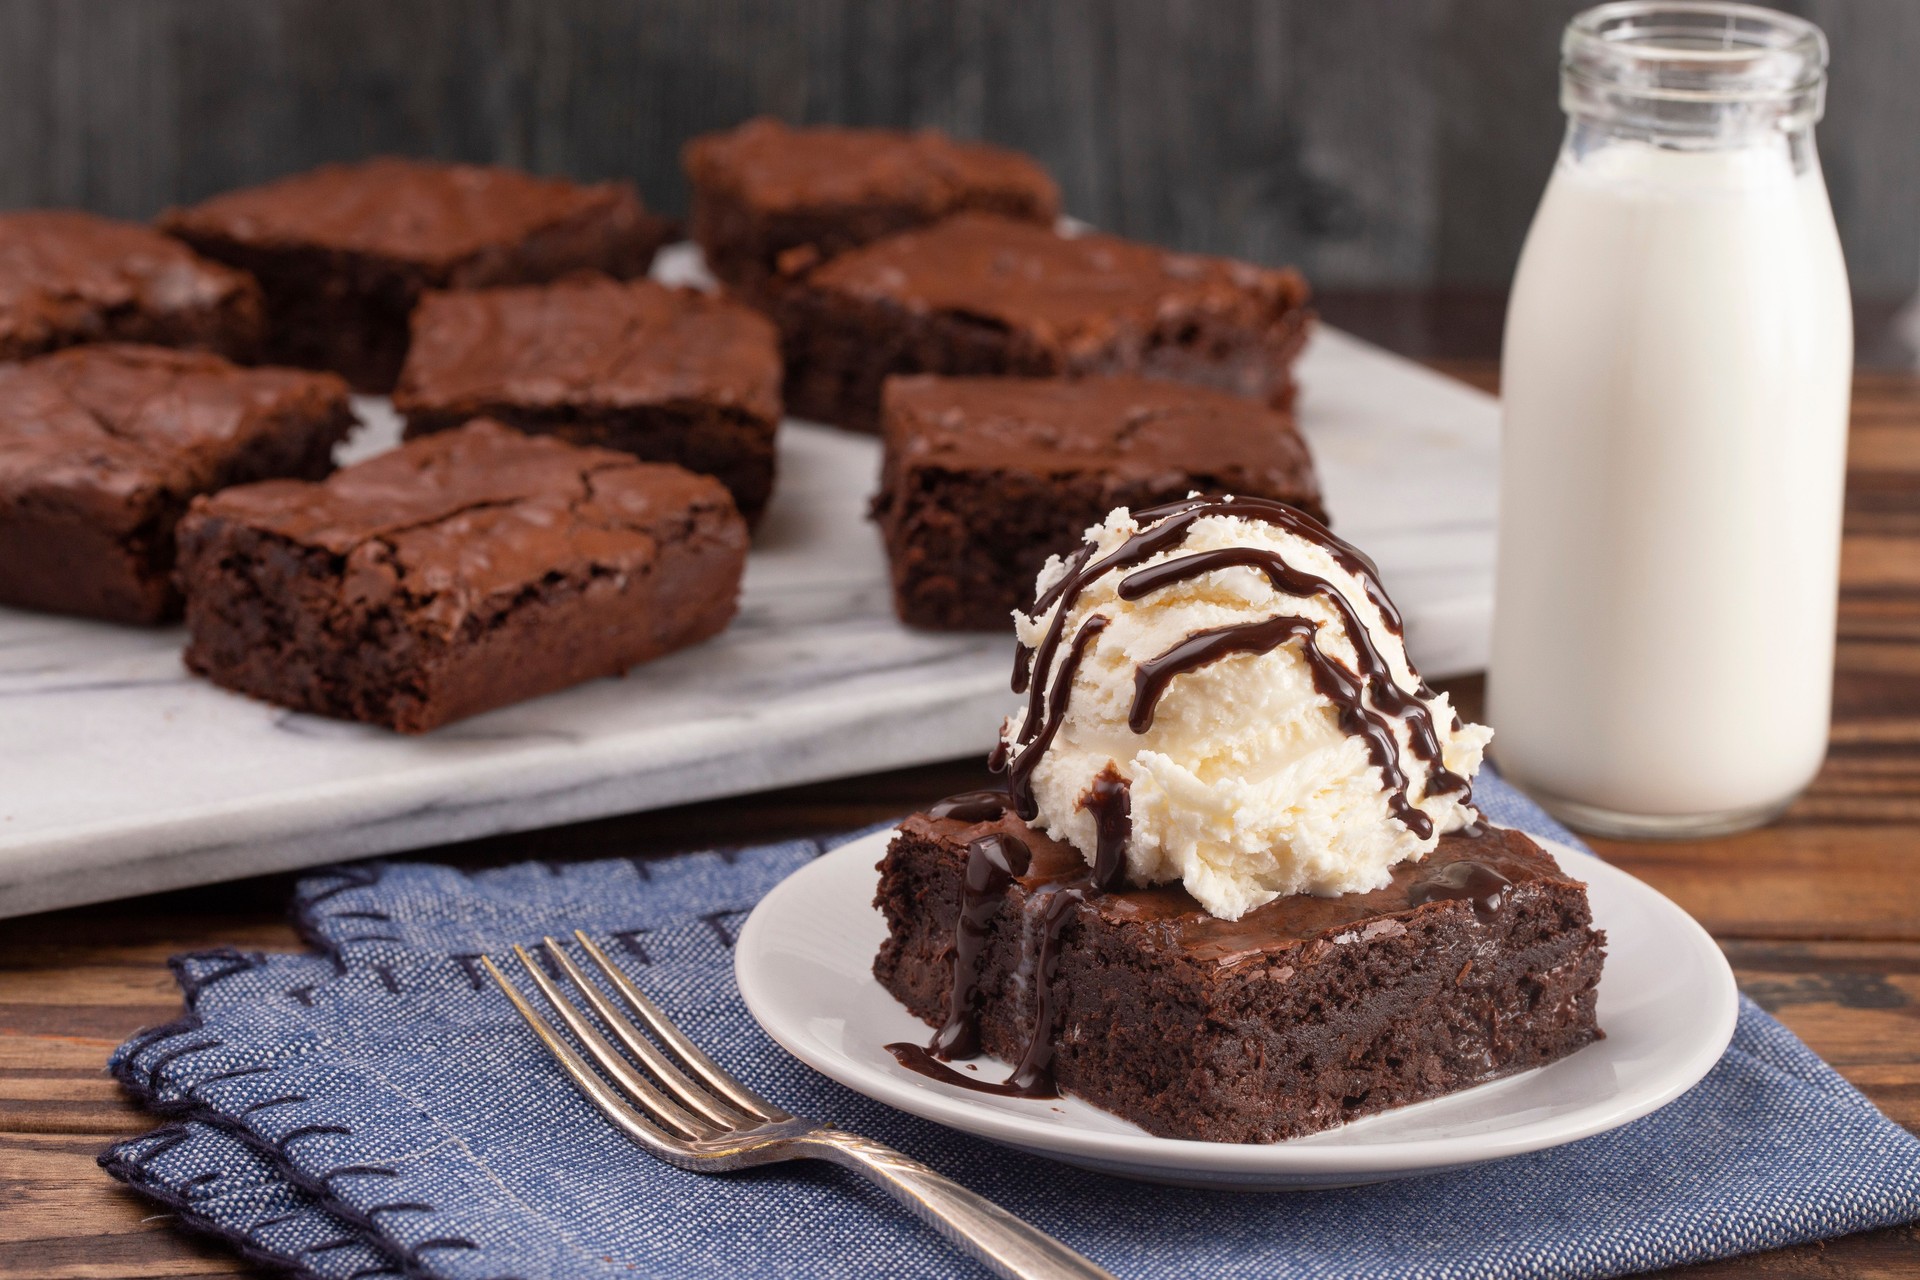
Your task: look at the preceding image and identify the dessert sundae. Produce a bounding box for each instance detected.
[874,497,1606,1142]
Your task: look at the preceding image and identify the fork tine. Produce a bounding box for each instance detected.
[480,956,688,1157]
[573,930,787,1122]
[539,937,748,1129]
[503,945,717,1141]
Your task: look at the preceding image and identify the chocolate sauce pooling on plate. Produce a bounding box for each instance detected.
[887,1042,1058,1097]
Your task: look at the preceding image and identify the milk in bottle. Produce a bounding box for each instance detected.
[1489,2,1851,837]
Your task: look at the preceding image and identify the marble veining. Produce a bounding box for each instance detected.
[0,307,1497,916]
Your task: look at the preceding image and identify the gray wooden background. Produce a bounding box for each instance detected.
[2,0,1914,298]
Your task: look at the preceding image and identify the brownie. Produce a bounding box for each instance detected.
[0,210,264,362]
[874,809,1606,1143]
[176,419,747,733]
[684,117,1060,294]
[872,375,1328,629]
[0,344,353,623]
[776,213,1313,432]
[159,158,677,392]
[394,276,782,525]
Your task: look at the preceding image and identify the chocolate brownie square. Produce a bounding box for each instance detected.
[0,344,352,623]
[159,158,677,392]
[777,213,1313,432]
[875,809,1606,1143]
[393,276,782,524]
[0,210,263,362]
[683,117,1060,293]
[872,375,1327,629]
[176,419,748,733]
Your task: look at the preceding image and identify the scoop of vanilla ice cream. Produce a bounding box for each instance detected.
[1002,502,1491,920]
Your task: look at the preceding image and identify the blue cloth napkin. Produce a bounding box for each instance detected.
[103,773,1920,1280]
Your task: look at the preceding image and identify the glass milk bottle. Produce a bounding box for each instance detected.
[1489,2,1851,838]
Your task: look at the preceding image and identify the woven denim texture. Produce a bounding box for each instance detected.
[103,772,1920,1279]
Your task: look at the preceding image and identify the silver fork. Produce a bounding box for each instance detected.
[484,930,1115,1280]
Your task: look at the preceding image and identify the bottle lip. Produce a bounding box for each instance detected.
[1565,1,1827,105]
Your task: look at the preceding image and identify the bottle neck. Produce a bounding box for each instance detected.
[1560,2,1827,155]
[1560,74,1823,151]
[1561,112,1820,179]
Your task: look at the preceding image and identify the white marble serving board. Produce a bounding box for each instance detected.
[0,327,1497,918]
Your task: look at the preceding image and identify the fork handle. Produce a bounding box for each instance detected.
[806,1129,1116,1280]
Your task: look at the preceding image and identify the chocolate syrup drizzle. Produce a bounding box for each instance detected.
[1004,615,1110,822]
[895,497,1485,1100]
[1082,766,1132,892]
[1002,495,1469,832]
[888,869,1088,1098]
[924,831,1029,1059]
[1408,860,1512,924]
[927,790,1017,823]
[888,813,1093,1098]
[1120,545,1465,838]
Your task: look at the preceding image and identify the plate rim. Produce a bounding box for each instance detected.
[735,826,1739,1176]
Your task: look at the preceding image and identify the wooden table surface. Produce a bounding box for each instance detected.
[3,342,1917,1278]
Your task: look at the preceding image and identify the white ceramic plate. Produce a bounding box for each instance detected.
[735,828,1738,1190]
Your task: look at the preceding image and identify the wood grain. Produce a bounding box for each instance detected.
[2,346,1917,1277]
[0,0,1915,300]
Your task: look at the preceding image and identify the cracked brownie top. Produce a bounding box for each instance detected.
[395,277,781,422]
[0,343,350,521]
[881,373,1321,504]
[0,210,263,360]
[186,418,743,630]
[685,118,1059,216]
[801,213,1310,351]
[159,158,660,269]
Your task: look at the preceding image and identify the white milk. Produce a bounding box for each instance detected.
[1490,136,1851,830]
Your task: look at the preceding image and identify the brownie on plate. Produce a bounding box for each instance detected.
[872,374,1327,630]
[0,210,263,362]
[159,158,677,392]
[176,419,748,733]
[0,344,352,623]
[683,117,1060,293]
[875,805,1606,1143]
[776,213,1313,432]
[394,276,782,524]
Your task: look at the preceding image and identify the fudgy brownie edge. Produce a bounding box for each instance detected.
[775,214,1313,433]
[393,278,782,524]
[684,118,1060,294]
[871,375,1328,630]
[0,345,352,623]
[0,211,264,363]
[161,160,677,392]
[874,814,1605,1143]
